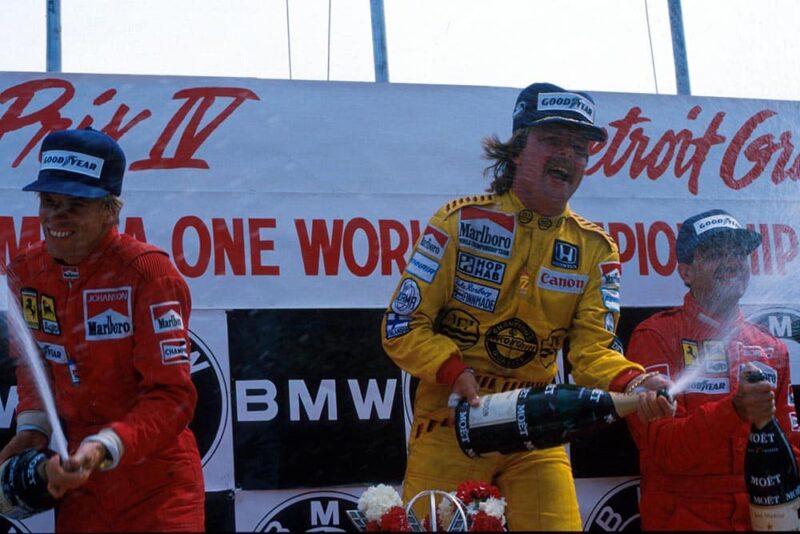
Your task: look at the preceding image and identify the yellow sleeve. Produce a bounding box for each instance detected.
[381,208,461,385]
[567,231,644,390]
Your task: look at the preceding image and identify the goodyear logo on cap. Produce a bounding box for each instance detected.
[41,150,104,179]
[694,214,741,235]
[537,92,595,121]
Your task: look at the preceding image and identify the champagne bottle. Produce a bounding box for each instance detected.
[744,371,800,531]
[454,383,649,458]
[0,448,57,519]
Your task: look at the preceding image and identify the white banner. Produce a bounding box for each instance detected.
[1,73,799,309]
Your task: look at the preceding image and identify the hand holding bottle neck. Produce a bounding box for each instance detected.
[736,366,776,429]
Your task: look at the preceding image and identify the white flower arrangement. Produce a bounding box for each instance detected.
[437,491,457,527]
[479,496,507,520]
[357,484,403,522]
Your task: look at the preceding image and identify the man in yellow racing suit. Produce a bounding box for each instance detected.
[381,82,674,531]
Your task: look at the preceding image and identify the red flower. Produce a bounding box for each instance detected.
[469,510,505,532]
[455,480,501,505]
[379,506,411,532]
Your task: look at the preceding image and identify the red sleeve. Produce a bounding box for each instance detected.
[109,252,197,467]
[625,324,746,473]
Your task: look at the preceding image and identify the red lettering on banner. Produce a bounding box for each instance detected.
[608,223,635,266]
[379,219,422,275]
[295,219,344,276]
[173,216,212,278]
[343,218,379,277]
[646,221,677,276]
[172,216,278,277]
[773,224,798,275]
[249,218,279,276]
[75,89,152,139]
[634,223,649,275]
[758,223,773,275]
[0,79,256,173]
[0,216,41,265]
[721,110,778,190]
[598,221,799,278]
[129,87,259,170]
[587,106,726,195]
[295,219,421,276]
[122,217,148,242]
[213,218,246,275]
[0,79,73,166]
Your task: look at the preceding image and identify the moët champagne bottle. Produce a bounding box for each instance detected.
[454,383,653,458]
[744,370,800,531]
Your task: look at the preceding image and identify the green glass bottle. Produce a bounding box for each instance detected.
[744,370,800,531]
[455,384,642,458]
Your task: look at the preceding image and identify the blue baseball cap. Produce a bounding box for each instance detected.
[512,82,607,142]
[23,128,125,198]
[676,209,762,263]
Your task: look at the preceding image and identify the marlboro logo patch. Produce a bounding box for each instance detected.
[418,225,450,261]
[83,287,133,341]
[150,301,184,334]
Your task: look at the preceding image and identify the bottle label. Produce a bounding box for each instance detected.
[468,390,519,428]
[750,498,800,531]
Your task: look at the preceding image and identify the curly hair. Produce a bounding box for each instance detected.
[481,127,532,194]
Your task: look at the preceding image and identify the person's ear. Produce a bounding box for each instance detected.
[677,262,693,288]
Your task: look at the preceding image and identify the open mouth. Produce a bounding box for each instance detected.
[47,227,74,239]
[546,166,570,182]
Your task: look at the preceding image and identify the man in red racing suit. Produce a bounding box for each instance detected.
[627,209,800,531]
[1,128,204,531]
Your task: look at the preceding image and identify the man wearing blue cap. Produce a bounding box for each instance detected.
[627,209,800,530]
[381,83,674,530]
[1,128,205,531]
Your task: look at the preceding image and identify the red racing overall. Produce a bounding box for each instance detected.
[627,293,800,531]
[7,227,204,532]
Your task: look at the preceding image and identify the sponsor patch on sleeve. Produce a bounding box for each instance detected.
[608,336,624,354]
[385,313,412,339]
[604,312,615,332]
[600,287,620,312]
[391,279,421,315]
[418,225,450,261]
[405,250,440,283]
[160,338,190,365]
[150,301,185,333]
[599,261,621,288]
